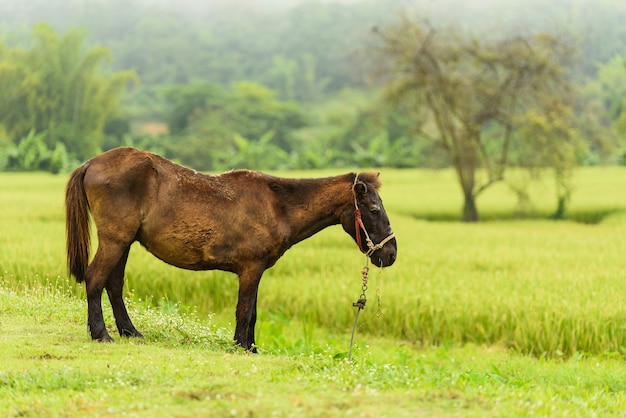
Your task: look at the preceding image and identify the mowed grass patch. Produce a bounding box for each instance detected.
[2,285,626,417]
[2,170,626,357]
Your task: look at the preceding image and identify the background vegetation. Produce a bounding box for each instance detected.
[1,0,625,220]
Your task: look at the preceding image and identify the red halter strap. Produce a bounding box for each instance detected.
[354,207,366,254]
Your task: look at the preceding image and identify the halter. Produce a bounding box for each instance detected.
[352,175,396,257]
[348,174,395,360]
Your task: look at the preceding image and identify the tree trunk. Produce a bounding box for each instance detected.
[551,168,571,220]
[552,196,567,220]
[463,193,479,222]
[456,133,480,223]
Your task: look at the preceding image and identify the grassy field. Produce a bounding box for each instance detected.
[2,167,626,416]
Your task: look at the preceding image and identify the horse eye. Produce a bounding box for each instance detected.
[370,207,381,215]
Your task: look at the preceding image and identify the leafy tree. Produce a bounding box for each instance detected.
[164,82,224,136]
[0,23,137,160]
[324,99,427,168]
[227,82,307,152]
[594,57,626,124]
[513,101,585,219]
[268,54,298,101]
[374,17,577,221]
[162,81,307,170]
[581,56,626,164]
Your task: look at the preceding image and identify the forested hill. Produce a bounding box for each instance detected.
[0,0,625,180]
[0,0,403,100]
[1,0,625,99]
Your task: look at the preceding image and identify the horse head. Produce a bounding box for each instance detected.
[341,172,397,267]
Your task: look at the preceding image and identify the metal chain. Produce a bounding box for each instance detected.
[348,257,384,360]
[358,262,384,326]
[360,265,369,297]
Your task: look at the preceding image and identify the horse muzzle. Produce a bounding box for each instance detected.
[370,238,397,267]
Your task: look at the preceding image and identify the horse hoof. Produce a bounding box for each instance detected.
[120,329,144,338]
[94,335,114,343]
[234,341,258,353]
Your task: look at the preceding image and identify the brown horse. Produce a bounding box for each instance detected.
[65,147,397,351]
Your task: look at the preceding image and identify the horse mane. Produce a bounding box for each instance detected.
[357,171,382,192]
[264,171,382,197]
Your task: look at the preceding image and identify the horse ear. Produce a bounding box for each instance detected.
[354,181,368,197]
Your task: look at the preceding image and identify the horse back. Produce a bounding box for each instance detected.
[83,147,289,272]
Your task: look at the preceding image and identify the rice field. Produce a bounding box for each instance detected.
[2,167,626,357]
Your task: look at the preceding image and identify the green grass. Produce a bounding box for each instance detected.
[3,168,626,416]
[2,284,626,417]
[5,169,626,356]
[382,166,626,222]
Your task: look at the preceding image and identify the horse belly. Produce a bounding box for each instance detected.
[137,219,232,271]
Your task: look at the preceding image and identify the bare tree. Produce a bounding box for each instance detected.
[374,17,577,221]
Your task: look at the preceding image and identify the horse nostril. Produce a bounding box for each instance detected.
[389,252,396,264]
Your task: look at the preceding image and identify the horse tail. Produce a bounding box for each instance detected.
[65,163,91,283]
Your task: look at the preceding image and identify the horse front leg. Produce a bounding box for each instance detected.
[247,298,258,351]
[234,266,263,352]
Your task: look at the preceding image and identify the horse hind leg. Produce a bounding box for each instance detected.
[106,246,143,338]
[85,237,135,342]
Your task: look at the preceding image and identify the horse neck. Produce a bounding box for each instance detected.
[284,174,354,245]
